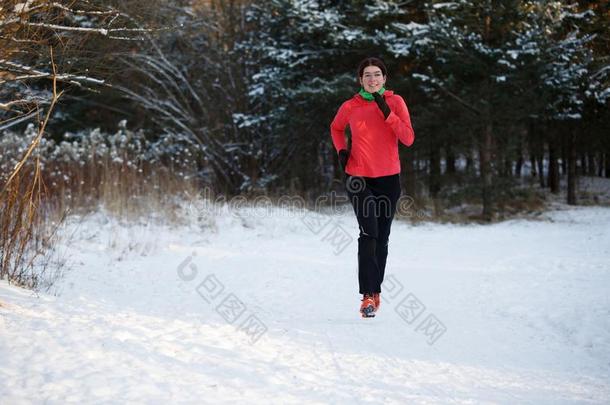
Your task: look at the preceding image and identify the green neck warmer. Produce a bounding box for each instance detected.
[359,87,386,101]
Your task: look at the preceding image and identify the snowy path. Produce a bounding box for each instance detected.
[1,206,610,404]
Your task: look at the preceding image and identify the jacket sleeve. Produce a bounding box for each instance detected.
[330,101,350,152]
[385,96,415,147]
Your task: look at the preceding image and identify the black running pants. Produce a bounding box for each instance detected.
[345,174,401,294]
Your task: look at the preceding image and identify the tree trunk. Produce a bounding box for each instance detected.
[466,154,474,175]
[606,152,610,178]
[548,139,559,194]
[530,153,537,177]
[567,128,577,205]
[560,131,568,175]
[587,152,596,176]
[445,147,456,174]
[515,128,524,177]
[516,155,523,177]
[527,122,537,178]
[429,147,441,197]
[537,154,545,188]
[504,157,512,178]
[529,120,545,187]
[480,121,493,221]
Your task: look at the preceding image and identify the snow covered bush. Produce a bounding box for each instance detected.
[0,121,200,218]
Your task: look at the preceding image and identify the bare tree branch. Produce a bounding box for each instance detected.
[0,109,40,132]
[0,59,105,86]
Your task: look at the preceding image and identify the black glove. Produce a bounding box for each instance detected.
[338,149,349,172]
[373,92,391,119]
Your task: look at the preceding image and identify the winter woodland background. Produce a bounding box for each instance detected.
[1,0,609,286]
[1,2,610,403]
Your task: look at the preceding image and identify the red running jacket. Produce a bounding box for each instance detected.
[330,90,415,177]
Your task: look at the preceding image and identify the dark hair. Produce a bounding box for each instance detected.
[357,57,387,78]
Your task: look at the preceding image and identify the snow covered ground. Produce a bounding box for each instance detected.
[1,204,609,404]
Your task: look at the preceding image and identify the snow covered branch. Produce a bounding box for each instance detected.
[0,59,106,86]
[12,21,153,36]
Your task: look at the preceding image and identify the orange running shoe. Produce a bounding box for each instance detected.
[360,294,376,318]
[373,293,380,311]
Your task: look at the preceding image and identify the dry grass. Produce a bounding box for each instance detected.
[41,151,200,223]
[0,52,62,287]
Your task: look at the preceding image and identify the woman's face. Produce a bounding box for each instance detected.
[359,65,386,93]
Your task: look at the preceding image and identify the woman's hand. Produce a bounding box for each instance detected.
[373,92,391,119]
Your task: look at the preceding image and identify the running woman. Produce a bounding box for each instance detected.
[330,57,415,318]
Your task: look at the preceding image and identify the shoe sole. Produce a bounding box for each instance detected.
[360,304,376,318]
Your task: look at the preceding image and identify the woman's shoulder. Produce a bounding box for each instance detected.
[384,90,402,99]
[385,91,408,105]
[338,94,364,110]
